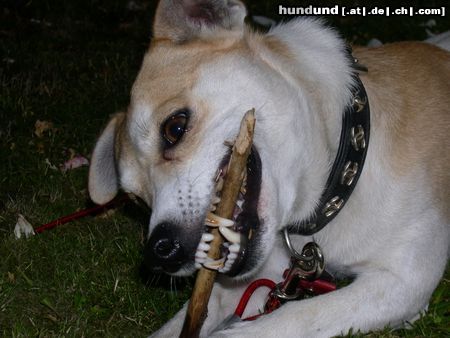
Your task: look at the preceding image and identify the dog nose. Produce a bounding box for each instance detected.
[153,237,180,259]
[144,223,186,273]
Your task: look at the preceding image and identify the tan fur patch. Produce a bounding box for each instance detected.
[354,42,450,215]
[131,36,246,112]
[263,35,297,61]
[127,37,246,167]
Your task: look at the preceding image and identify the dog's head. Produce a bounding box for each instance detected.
[88,0,353,279]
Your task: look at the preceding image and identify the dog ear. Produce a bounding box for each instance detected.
[153,0,247,42]
[88,113,124,205]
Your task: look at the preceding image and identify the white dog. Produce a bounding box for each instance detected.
[88,1,450,337]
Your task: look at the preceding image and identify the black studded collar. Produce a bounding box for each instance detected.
[288,55,370,236]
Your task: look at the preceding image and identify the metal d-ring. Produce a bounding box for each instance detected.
[283,228,325,279]
[283,228,314,263]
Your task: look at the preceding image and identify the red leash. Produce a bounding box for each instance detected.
[34,195,130,234]
[234,274,336,321]
[234,279,277,320]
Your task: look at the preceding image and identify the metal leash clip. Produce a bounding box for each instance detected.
[270,229,325,301]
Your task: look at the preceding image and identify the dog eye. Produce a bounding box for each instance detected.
[161,110,189,147]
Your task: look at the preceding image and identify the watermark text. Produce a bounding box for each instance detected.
[278,5,446,17]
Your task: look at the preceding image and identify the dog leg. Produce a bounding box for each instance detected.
[209,226,448,337]
[208,272,432,337]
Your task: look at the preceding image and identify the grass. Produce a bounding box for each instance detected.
[0,0,449,337]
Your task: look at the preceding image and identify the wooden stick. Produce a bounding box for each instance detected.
[179,109,256,338]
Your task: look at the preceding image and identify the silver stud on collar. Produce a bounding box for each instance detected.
[351,125,366,151]
[341,161,359,186]
[353,95,367,113]
[323,196,344,217]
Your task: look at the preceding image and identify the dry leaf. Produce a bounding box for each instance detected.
[34,120,55,138]
[7,272,15,283]
[14,214,35,239]
[60,155,89,172]
[45,158,58,171]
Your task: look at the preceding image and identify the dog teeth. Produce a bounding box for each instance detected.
[195,249,208,267]
[205,212,234,228]
[195,233,216,268]
[198,242,211,252]
[219,252,239,273]
[194,230,241,273]
[227,252,238,260]
[212,196,221,205]
[195,251,208,266]
[219,226,241,244]
[201,233,214,242]
[223,260,234,271]
[229,243,240,253]
[197,233,213,252]
[216,177,224,192]
[195,251,208,259]
[236,199,244,209]
[220,266,231,273]
[203,257,225,271]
